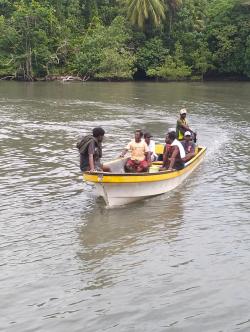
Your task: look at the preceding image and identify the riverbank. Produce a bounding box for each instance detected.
[1,73,250,82]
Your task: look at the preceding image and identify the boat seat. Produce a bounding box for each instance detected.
[155,144,164,155]
[107,158,128,173]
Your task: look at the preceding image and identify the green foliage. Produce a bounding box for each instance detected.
[0,0,14,17]
[127,0,166,29]
[0,0,62,79]
[71,16,135,79]
[95,48,135,79]
[205,0,250,76]
[147,42,192,80]
[244,36,250,76]
[136,37,168,71]
[0,0,249,80]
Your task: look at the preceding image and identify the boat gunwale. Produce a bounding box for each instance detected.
[83,146,206,183]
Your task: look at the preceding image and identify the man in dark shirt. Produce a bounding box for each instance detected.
[176,108,195,141]
[181,131,196,162]
[77,127,110,172]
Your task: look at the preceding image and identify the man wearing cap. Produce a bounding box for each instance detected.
[181,131,196,162]
[176,109,195,141]
[144,132,157,162]
[120,129,151,172]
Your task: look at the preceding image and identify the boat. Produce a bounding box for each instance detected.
[83,144,206,207]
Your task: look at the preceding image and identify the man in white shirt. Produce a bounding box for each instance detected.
[144,132,158,162]
[161,129,185,171]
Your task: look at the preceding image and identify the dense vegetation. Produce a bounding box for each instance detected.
[0,0,249,81]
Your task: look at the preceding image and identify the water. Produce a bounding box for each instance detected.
[0,81,249,332]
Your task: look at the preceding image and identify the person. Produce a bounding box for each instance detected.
[176,108,195,141]
[77,127,110,172]
[120,129,151,172]
[144,132,158,162]
[161,130,185,171]
[181,131,196,162]
[161,128,174,166]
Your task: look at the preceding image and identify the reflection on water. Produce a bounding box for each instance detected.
[77,192,184,290]
[0,81,249,332]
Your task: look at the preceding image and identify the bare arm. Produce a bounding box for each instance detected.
[88,154,95,171]
[162,146,167,167]
[168,146,179,170]
[119,148,128,158]
[146,151,151,164]
[182,151,195,162]
[180,123,193,133]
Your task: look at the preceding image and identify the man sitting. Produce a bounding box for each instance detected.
[161,130,185,171]
[161,128,173,166]
[120,129,151,172]
[181,131,196,162]
[144,132,158,162]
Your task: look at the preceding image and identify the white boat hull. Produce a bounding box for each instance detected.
[93,151,205,207]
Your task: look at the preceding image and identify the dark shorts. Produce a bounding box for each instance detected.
[175,161,184,170]
[80,158,102,172]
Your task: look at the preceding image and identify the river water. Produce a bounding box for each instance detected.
[0,81,249,332]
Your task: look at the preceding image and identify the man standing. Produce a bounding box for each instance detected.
[176,108,195,141]
[120,129,151,172]
[77,127,110,172]
[181,131,196,162]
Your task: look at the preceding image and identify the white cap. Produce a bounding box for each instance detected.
[167,128,176,133]
[180,108,187,115]
[184,131,191,136]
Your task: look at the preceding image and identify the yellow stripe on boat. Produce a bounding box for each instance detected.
[83,146,206,183]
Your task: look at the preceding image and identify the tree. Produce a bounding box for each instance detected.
[71,16,135,79]
[147,42,191,80]
[165,0,182,32]
[135,37,168,72]
[205,0,250,77]
[0,0,61,80]
[244,36,250,77]
[0,0,249,80]
[95,48,135,79]
[127,0,166,29]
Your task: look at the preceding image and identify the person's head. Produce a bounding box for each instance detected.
[166,130,176,144]
[92,127,105,142]
[134,129,143,142]
[184,131,192,141]
[180,108,187,120]
[144,132,152,145]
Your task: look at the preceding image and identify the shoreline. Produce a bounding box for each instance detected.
[1,74,249,83]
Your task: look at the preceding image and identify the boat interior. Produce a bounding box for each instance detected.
[102,145,204,175]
